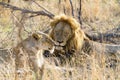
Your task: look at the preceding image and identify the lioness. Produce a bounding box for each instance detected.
[13,31,55,80]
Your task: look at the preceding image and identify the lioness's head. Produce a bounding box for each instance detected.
[32,32,55,53]
[50,14,80,50]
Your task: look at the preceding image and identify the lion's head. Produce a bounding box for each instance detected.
[50,14,89,54]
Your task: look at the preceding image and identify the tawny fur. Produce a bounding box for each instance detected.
[50,14,89,55]
[13,32,55,80]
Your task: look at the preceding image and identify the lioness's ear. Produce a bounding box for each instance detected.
[32,33,40,41]
[37,31,56,44]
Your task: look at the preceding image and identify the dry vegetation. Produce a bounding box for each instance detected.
[0,0,120,80]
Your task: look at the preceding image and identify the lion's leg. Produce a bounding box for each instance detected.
[35,61,44,80]
[33,63,44,80]
[15,48,28,80]
[28,57,43,80]
[30,57,44,80]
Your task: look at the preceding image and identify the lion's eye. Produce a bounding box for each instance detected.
[64,34,68,37]
[64,32,69,35]
[55,33,59,36]
[65,32,68,34]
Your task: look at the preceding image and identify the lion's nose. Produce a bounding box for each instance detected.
[57,40,63,43]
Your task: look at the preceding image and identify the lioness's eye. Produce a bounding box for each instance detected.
[48,47,51,50]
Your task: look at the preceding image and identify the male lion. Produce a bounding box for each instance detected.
[50,14,89,59]
[13,31,55,80]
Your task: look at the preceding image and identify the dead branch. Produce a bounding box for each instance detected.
[85,31,120,43]
[86,32,120,40]
[63,0,72,16]
[78,0,82,26]
[84,40,120,55]
[92,41,120,54]
[31,0,54,16]
[0,2,54,18]
[69,0,74,17]
[12,12,27,43]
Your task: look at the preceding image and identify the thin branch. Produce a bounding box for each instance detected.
[85,31,120,44]
[86,32,120,41]
[32,0,54,16]
[58,0,61,4]
[0,2,54,19]
[91,41,120,54]
[78,0,82,27]
[83,40,120,55]
[69,0,74,17]
[104,33,120,38]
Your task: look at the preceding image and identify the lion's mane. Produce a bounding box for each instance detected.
[50,14,88,54]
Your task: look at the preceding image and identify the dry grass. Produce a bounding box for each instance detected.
[0,0,120,80]
[0,50,119,80]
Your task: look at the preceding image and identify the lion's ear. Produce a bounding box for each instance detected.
[32,33,41,41]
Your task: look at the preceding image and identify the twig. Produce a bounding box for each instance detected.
[32,0,54,16]
[0,2,54,19]
[69,0,74,17]
[45,65,75,71]
[78,0,82,27]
